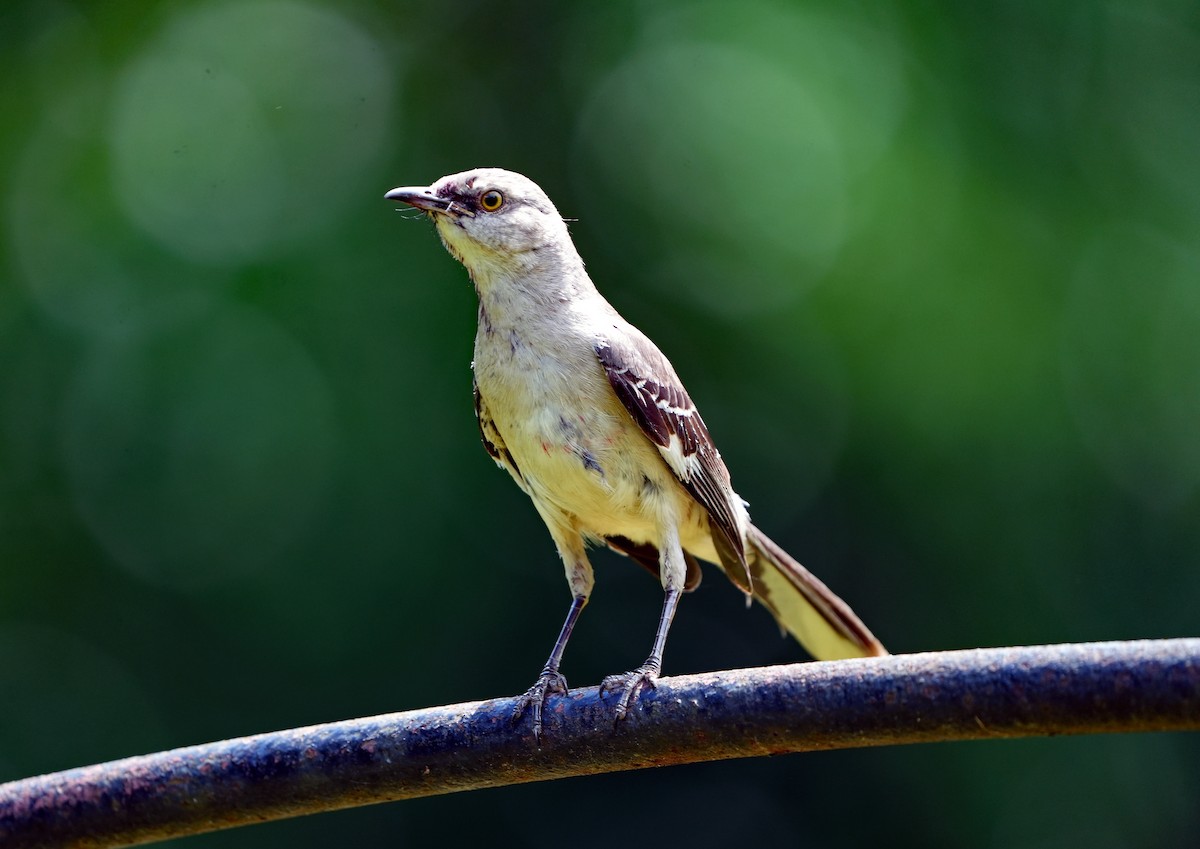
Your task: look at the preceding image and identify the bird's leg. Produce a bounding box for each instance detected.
[512,594,587,741]
[601,585,682,720]
[602,519,686,720]
[513,521,593,742]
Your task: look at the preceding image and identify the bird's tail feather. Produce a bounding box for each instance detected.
[746,524,887,660]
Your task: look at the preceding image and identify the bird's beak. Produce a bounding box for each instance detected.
[385,186,463,216]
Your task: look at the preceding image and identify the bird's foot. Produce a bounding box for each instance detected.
[512,668,569,742]
[600,660,661,721]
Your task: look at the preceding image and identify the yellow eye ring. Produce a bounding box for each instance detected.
[479,190,504,212]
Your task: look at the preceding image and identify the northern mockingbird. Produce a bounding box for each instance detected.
[386,168,885,738]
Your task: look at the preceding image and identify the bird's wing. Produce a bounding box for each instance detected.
[473,377,529,494]
[595,336,752,593]
[604,534,704,592]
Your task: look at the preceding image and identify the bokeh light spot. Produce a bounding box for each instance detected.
[8,88,228,339]
[1104,7,1200,224]
[110,56,285,264]
[60,306,338,589]
[1062,225,1200,508]
[578,42,845,297]
[573,2,908,314]
[108,0,396,265]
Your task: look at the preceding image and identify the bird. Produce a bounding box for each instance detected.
[385,168,886,739]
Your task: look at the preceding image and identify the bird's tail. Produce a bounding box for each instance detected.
[746,524,887,660]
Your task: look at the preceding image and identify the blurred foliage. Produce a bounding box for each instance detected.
[2,0,1198,846]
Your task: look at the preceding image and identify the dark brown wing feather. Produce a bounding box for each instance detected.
[595,338,752,592]
[604,535,703,591]
[473,377,525,489]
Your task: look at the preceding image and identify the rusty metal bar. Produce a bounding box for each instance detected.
[2,638,1197,849]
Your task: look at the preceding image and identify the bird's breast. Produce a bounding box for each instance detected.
[472,323,666,535]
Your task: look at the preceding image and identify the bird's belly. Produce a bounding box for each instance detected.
[505,405,653,523]
[486,402,659,545]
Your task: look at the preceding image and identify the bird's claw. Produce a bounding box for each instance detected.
[512,668,569,742]
[600,661,661,721]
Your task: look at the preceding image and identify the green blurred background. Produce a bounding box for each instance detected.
[2,0,1198,846]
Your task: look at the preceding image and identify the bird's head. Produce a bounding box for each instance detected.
[386,168,574,279]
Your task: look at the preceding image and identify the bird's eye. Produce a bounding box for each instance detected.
[479,190,505,212]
